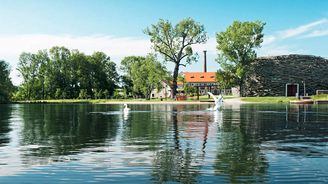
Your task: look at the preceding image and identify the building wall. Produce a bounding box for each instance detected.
[242,55,328,96]
[150,82,172,99]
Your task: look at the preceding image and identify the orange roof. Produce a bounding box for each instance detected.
[183,72,216,83]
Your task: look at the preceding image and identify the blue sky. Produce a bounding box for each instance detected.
[1,0,328,84]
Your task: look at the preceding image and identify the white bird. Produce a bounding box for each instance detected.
[207,92,224,111]
[123,103,130,113]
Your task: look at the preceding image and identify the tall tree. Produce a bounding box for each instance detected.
[121,55,169,99]
[120,56,145,98]
[216,20,265,95]
[0,60,13,103]
[145,18,207,98]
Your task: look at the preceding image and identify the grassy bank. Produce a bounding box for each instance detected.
[311,94,328,100]
[241,96,297,103]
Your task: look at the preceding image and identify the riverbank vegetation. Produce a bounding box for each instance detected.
[0,60,14,103]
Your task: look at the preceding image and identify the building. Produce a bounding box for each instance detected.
[150,50,221,98]
[150,81,172,99]
[181,50,220,95]
[242,54,328,97]
[182,72,219,95]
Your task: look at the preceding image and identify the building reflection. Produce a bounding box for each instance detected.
[151,104,219,183]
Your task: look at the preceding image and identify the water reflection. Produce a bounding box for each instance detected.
[214,106,268,183]
[0,103,326,183]
[0,105,11,146]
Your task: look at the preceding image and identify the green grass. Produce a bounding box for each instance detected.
[241,96,297,103]
[311,94,328,100]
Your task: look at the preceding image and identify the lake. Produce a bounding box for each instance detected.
[0,103,327,183]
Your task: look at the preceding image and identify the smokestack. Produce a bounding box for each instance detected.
[203,50,207,72]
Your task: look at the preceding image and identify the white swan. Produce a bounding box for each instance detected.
[123,103,130,113]
[207,92,223,111]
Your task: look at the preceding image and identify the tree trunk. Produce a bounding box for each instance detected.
[172,63,179,99]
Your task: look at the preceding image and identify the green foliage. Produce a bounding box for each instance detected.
[121,54,169,100]
[120,75,134,98]
[184,85,196,96]
[216,69,238,90]
[0,60,14,103]
[216,20,265,87]
[16,46,118,100]
[78,89,88,99]
[113,89,124,99]
[145,17,207,97]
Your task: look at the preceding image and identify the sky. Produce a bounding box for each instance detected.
[1,0,328,85]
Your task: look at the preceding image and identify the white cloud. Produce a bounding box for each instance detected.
[303,29,328,38]
[257,45,308,57]
[0,34,152,85]
[263,18,328,47]
[262,35,276,46]
[0,34,151,60]
[279,18,328,39]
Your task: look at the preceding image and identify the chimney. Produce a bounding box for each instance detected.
[203,50,207,72]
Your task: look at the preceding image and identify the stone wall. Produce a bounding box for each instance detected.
[242,54,328,96]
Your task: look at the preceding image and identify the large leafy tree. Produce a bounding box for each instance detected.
[216,20,265,95]
[145,18,207,98]
[121,55,169,99]
[16,46,118,100]
[0,60,14,103]
[120,56,145,98]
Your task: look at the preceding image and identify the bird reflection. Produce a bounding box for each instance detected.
[214,110,223,128]
[123,104,130,121]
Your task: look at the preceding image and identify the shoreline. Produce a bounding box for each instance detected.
[12,97,249,105]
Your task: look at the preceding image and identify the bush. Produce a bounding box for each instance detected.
[78,89,88,99]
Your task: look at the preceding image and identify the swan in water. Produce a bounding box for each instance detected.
[123,103,130,112]
[207,92,223,111]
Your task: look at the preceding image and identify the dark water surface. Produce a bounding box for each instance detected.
[0,103,327,183]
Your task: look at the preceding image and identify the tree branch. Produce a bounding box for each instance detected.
[155,46,176,62]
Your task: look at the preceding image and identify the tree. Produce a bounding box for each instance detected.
[120,56,145,98]
[122,54,169,99]
[216,69,237,94]
[0,60,14,103]
[16,46,118,100]
[145,18,207,98]
[216,20,265,95]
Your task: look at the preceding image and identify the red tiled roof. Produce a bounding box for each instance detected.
[183,72,216,83]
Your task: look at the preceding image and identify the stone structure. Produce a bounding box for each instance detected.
[242,54,328,97]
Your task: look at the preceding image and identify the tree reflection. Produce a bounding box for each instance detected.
[214,106,268,183]
[121,104,171,151]
[151,106,203,183]
[19,104,120,159]
[0,105,12,146]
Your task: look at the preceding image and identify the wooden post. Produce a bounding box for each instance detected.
[197,86,199,100]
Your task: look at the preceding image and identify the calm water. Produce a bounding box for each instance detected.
[0,103,327,183]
